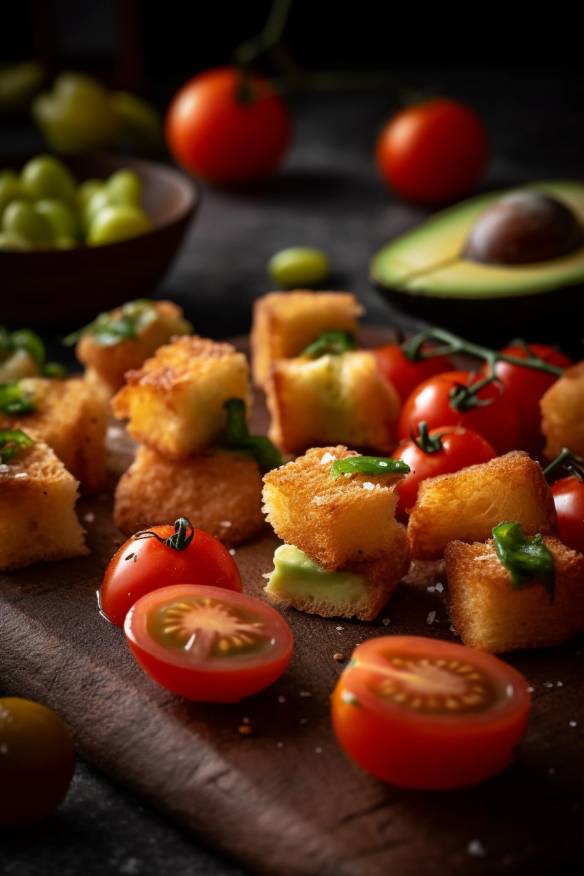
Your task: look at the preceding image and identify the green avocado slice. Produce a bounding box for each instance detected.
[371,180,584,299]
[265,544,368,605]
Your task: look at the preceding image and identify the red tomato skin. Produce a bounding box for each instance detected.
[374,344,452,403]
[392,427,496,517]
[398,370,520,454]
[551,476,584,554]
[332,637,531,790]
[376,99,488,205]
[166,67,291,184]
[100,526,242,627]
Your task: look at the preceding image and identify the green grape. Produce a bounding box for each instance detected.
[82,189,112,229]
[55,237,77,250]
[87,205,153,246]
[110,91,163,154]
[21,155,76,204]
[2,200,53,246]
[0,171,24,218]
[105,169,141,206]
[77,179,103,209]
[32,72,116,155]
[268,247,330,288]
[35,199,80,241]
[0,61,44,111]
[0,232,31,251]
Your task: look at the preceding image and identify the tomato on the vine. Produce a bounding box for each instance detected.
[166,67,291,185]
[374,343,451,403]
[99,518,241,627]
[124,584,293,702]
[392,423,496,517]
[398,370,520,454]
[332,636,530,790]
[551,476,584,553]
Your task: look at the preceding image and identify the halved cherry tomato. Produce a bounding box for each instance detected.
[100,519,241,627]
[374,343,452,403]
[551,475,584,553]
[398,370,520,454]
[481,344,571,451]
[332,636,530,789]
[392,424,496,517]
[124,584,293,702]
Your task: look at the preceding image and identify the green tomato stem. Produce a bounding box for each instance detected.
[543,447,584,483]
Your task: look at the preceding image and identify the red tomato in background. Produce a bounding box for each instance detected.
[332,636,530,790]
[100,521,242,627]
[376,98,488,205]
[551,476,584,553]
[482,344,571,451]
[398,370,520,454]
[392,425,496,517]
[125,584,293,702]
[166,67,291,184]
[374,343,452,403]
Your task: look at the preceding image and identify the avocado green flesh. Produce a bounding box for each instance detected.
[371,181,584,299]
[265,544,367,605]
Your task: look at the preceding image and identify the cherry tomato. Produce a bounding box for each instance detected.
[398,370,520,454]
[100,519,242,627]
[166,67,291,185]
[332,636,530,789]
[376,98,488,205]
[392,424,496,517]
[374,343,452,403]
[551,476,584,553]
[482,344,571,451]
[125,584,293,702]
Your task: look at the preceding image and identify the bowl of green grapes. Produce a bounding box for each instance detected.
[0,153,198,326]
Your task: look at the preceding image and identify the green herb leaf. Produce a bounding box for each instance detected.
[492,521,555,602]
[0,428,33,464]
[42,362,67,379]
[223,398,283,473]
[64,299,156,347]
[0,326,67,378]
[330,456,410,479]
[10,329,45,366]
[301,331,356,359]
[0,382,36,415]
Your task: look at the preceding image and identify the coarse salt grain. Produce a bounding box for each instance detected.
[320,452,335,464]
[299,691,312,698]
[277,695,286,704]
[527,686,534,693]
[426,610,437,625]
[569,720,578,728]
[435,582,444,593]
[229,549,236,556]
[467,840,486,857]
[84,512,95,523]
[336,625,344,631]
[382,618,391,627]
[221,520,232,528]
[362,481,375,491]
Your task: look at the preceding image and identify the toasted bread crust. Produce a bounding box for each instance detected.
[446,536,584,653]
[541,360,584,460]
[407,451,557,560]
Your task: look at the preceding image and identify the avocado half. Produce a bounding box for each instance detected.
[371,181,584,347]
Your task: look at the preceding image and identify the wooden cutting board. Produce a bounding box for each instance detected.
[1,335,583,876]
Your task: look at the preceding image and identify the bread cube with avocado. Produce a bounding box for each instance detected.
[541,360,584,460]
[266,351,400,455]
[251,290,363,388]
[407,451,556,560]
[0,377,107,493]
[111,335,251,460]
[0,431,87,571]
[262,446,407,570]
[74,299,192,394]
[445,536,584,653]
[114,445,264,546]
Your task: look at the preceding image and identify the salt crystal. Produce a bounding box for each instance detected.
[229,549,236,556]
[527,686,534,693]
[426,610,437,625]
[382,618,391,627]
[467,839,486,857]
[569,720,578,728]
[557,681,564,687]
[335,625,344,631]
[320,452,335,464]
[434,582,444,593]
[299,691,312,698]
[220,520,232,528]
[277,695,286,704]
[362,481,375,490]
[84,512,95,523]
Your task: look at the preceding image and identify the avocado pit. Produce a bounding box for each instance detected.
[464,192,583,266]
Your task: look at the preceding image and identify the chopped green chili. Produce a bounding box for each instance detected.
[330,456,410,479]
[64,299,157,347]
[492,521,555,602]
[0,382,36,415]
[0,428,33,464]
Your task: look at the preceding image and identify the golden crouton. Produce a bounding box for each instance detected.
[251,290,363,387]
[266,351,400,454]
[0,434,87,570]
[445,537,584,653]
[112,336,251,460]
[114,445,264,546]
[75,300,192,393]
[262,446,406,570]
[0,377,107,493]
[407,451,556,561]
[541,360,584,460]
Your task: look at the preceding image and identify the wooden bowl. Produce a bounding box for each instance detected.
[1,153,199,327]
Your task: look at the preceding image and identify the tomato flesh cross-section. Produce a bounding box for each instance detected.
[125,584,293,702]
[332,636,530,789]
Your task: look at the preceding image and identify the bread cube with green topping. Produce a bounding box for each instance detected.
[541,360,584,460]
[262,446,407,570]
[445,536,584,653]
[266,351,400,454]
[0,431,87,571]
[251,290,363,388]
[111,335,251,460]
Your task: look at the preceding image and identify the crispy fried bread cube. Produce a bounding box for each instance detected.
[114,445,264,546]
[0,435,87,570]
[0,377,107,493]
[541,360,584,460]
[76,300,192,393]
[262,446,407,570]
[445,537,584,652]
[266,351,400,454]
[111,336,251,459]
[407,451,556,560]
[251,290,363,387]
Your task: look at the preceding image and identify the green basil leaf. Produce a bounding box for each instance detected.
[64,299,156,347]
[330,456,410,479]
[0,428,33,463]
[301,331,356,358]
[493,521,555,602]
[10,329,45,366]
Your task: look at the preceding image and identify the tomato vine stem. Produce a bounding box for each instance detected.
[544,447,584,483]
